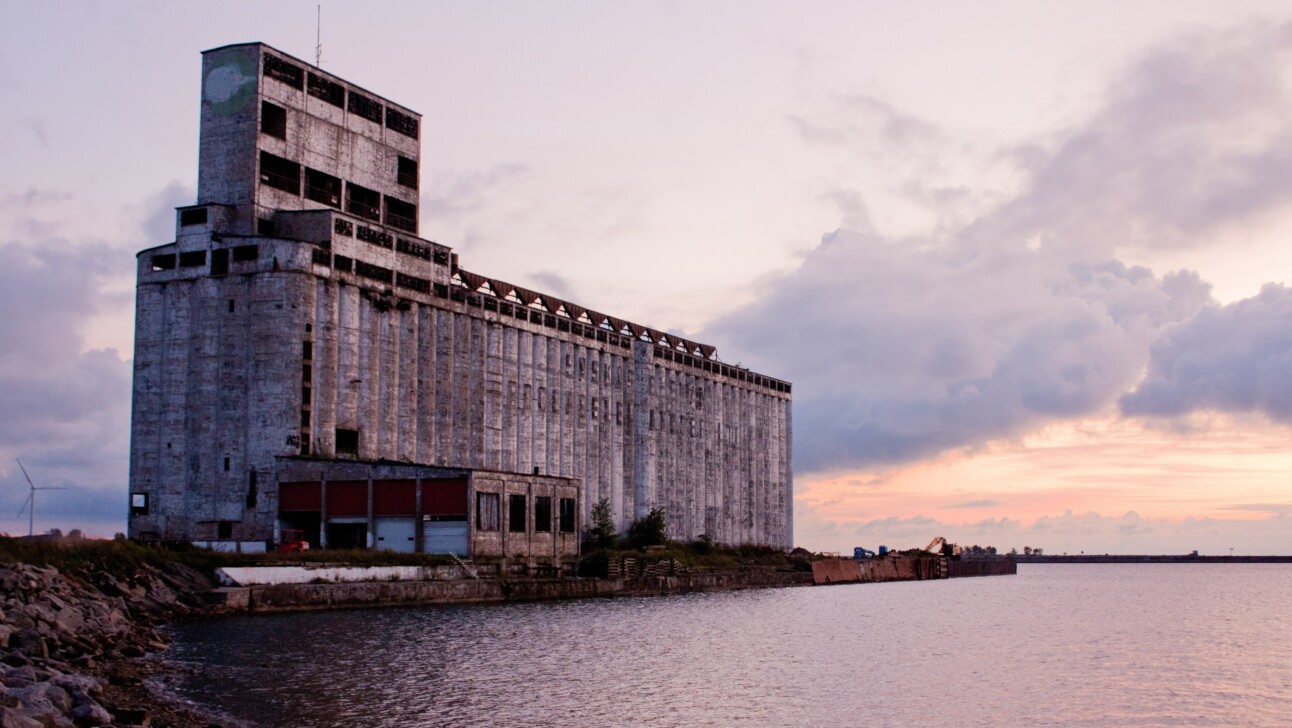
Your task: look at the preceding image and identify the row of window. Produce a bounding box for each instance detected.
[475,493,576,533]
[263,53,419,139]
[150,245,259,274]
[261,100,419,192]
[259,150,418,233]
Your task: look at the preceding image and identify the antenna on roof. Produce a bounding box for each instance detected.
[315,5,323,67]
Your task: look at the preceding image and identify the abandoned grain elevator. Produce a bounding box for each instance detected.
[127,43,793,566]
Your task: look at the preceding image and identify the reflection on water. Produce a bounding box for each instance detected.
[165,565,1292,727]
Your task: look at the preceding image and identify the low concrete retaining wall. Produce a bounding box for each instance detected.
[217,565,464,586]
[216,570,814,613]
[948,559,1017,577]
[812,556,1016,585]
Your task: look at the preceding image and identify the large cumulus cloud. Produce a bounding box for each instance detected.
[704,22,1292,476]
[1122,283,1292,422]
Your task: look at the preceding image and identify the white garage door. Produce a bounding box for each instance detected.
[423,521,469,555]
[374,517,417,553]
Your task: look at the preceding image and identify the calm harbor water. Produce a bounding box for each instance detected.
[163,564,1292,727]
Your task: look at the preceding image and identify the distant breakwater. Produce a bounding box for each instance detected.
[1017,554,1292,564]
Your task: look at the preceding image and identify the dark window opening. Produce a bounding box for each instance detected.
[299,437,310,456]
[179,250,206,267]
[246,471,258,509]
[384,196,417,233]
[476,493,500,531]
[508,494,527,533]
[300,410,310,427]
[263,54,304,89]
[397,156,418,189]
[130,493,149,516]
[334,218,354,237]
[559,498,576,533]
[354,260,393,284]
[312,249,332,266]
[223,457,230,472]
[302,341,313,360]
[345,183,380,221]
[302,364,312,383]
[534,496,552,533]
[348,91,383,123]
[260,151,300,195]
[302,385,311,404]
[385,107,419,139]
[396,237,430,260]
[335,428,359,455]
[257,218,277,236]
[432,249,450,266]
[180,208,208,226]
[304,167,342,208]
[396,272,430,293]
[151,254,176,271]
[231,245,258,263]
[334,255,353,272]
[228,299,235,313]
[217,520,233,539]
[307,72,345,107]
[261,100,287,139]
[356,225,393,249]
[210,248,229,276]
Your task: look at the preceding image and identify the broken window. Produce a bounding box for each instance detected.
[261,101,287,139]
[345,182,380,221]
[232,245,259,262]
[397,156,418,189]
[348,91,383,123]
[263,54,304,89]
[304,168,342,208]
[179,250,206,267]
[396,272,430,293]
[151,254,176,271]
[384,196,417,233]
[476,493,500,531]
[210,248,229,276]
[385,107,419,139]
[259,151,300,195]
[180,208,208,226]
[307,72,345,107]
[559,498,575,533]
[509,494,527,533]
[335,428,359,456]
[334,218,354,237]
[333,255,353,272]
[534,496,552,533]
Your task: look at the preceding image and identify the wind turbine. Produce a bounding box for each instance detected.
[16,460,67,538]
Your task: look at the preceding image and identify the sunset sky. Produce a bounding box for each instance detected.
[3,1,1291,554]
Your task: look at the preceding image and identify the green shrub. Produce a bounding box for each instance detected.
[627,507,668,549]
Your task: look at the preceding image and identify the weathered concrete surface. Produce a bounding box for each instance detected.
[812,557,1016,585]
[232,571,814,613]
[217,564,465,586]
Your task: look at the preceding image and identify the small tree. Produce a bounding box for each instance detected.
[584,498,618,550]
[627,506,668,549]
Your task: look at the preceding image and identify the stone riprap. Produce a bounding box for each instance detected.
[0,561,212,727]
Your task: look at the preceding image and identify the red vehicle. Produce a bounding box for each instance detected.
[278,529,310,553]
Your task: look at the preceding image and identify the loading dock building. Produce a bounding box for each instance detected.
[127,42,793,566]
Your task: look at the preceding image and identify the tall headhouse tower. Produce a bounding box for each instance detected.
[128,43,792,564]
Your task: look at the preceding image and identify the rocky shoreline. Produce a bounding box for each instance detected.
[0,559,219,728]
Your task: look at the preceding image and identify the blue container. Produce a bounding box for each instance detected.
[878,545,889,556]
